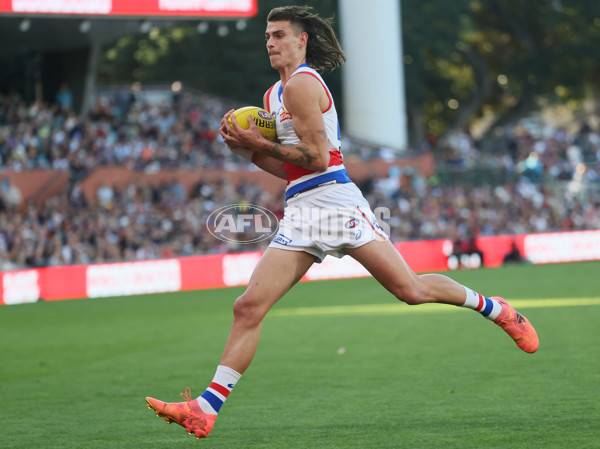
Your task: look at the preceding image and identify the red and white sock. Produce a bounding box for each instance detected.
[462,286,502,320]
[196,365,241,415]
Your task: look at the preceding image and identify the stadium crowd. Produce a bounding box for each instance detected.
[0,87,599,271]
[0,86,246,175]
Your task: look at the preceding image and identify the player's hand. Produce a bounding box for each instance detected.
[218,110,254,161]
[220,110,264,150]
[218,109,235,147]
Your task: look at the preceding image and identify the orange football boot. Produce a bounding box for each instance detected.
[146,388,217,439]
[492,297,539,353]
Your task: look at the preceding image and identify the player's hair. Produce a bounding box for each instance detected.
[267,5,346,72]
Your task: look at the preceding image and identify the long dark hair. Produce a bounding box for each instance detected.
[267,5,346,72]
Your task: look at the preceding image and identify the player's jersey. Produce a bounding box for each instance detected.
[265,63,350,200]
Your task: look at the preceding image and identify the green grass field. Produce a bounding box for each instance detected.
[1,261,599,449]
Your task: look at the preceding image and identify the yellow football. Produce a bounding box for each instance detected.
[229,106,277,141]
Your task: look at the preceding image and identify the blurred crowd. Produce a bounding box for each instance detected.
[365,174,599,243]
[0,85,249,177]
[0,87,599,271]
[0,175,283,270]
[438,120,600,184]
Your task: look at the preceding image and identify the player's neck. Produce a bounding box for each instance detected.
[279,60,308,86]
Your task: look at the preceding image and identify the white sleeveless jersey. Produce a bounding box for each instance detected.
[265,64,350,200]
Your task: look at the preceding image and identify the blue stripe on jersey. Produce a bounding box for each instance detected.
[201,390,224,413]
[285,169,351,200]
[481,297,494,317]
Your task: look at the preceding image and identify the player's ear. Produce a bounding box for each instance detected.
[298,31,308,48]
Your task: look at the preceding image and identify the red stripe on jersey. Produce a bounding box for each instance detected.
[329,149,343,166]
[265,84,275,113]
[285,150,343,184]
[209,382,231,398]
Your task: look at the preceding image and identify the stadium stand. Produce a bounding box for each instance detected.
[0,87,599,271]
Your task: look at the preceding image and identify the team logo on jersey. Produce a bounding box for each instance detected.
[279,108,292,122]
[345,218,359,229]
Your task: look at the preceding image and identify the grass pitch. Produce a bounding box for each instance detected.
[1,261,599,448]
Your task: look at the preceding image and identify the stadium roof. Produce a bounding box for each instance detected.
[0,16,187,55]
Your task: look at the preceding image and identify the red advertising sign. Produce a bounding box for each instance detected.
[2,230,599,305]
[0,0,258,17]
[86,259,181,298]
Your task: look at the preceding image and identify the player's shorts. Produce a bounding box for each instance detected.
[268,182,388,262]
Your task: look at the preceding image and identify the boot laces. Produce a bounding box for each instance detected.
[180,387,193,402]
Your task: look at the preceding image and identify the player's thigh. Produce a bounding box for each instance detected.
[344,239,419,296]
[242,247,316,311]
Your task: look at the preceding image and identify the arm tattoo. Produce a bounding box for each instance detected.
[265,142,314,169]
[267,142,289,158]
[263,129,325,169]
[293,145,314,168]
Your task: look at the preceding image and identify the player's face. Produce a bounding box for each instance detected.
[265,20,307,70]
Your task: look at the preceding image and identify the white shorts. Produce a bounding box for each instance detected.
[268,182,388,262]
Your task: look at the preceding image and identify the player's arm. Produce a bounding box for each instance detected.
[218,109,287,180]
[265,74,330,171]
[250,152,288,180]
[221,74,330,172]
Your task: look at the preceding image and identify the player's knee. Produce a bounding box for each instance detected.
[232,292,266,325]
[390,282,430,306]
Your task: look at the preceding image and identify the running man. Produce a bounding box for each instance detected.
[145,5,539,439]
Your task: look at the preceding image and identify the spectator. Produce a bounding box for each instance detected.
[55,82,74,112]
[503,240,525,264]
[0,178,22,207]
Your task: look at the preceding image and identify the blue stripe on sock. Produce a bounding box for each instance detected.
[481,297,494,317]
[201,390,223,413]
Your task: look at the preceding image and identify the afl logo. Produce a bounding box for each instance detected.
[207,204,279,244]
[257,110,272,120]
[345,218,359,229]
